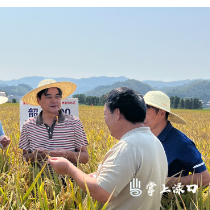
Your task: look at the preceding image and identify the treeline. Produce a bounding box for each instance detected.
[73,94,203,109]
[72,94,107,106]
[170,96,203,109]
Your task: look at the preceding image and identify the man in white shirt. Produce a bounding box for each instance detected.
[49,87,168,210]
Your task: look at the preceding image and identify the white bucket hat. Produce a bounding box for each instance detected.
[0,96,8,104]
[144,91,186,125]
[22,79,77,106]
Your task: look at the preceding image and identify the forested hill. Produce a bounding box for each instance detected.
[1,79,210,104]
[0,84,33,96]
[84,79,210,104]
[84,79,153,97]
[142,79,192,89]
[165,80,210,103]
[0,76,128,95]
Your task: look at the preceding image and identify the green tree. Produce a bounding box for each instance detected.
[192,98,203,109]
[184,98,190,109]
[192,98,198,109]
[189,98,193,109]
[94,97,100,105]
[72,94,86,104]
[85,96,92,105]
[174,96,180,109]
[12,98,17,103]
[179,98,185,109]
[99,95,107,106]
[170,96,175,108]
[86,96,100,105]
[198,99,203,109]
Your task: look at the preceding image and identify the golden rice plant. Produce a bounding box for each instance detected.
[0,103,210,209]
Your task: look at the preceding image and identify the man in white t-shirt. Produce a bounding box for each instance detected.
[49,87,168,210]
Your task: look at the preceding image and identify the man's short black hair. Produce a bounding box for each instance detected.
[37,88,62,99]
[106,87,146,124]
[146,104,169,121]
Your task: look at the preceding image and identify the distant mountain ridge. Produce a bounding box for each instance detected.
[1,77,207,91]
[0,76,129,95]
[1,77,210,104]
[84,79,153,97]
[142,79,192,88]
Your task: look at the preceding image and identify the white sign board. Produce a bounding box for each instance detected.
[20,98,79,131]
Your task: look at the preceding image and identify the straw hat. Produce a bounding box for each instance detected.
[0,96,8,104]
[22,79,77,106]
[144,91,186,125]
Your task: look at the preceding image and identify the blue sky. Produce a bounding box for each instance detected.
[0,7,210,81]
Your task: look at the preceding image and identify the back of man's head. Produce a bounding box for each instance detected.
[106,87,146,124]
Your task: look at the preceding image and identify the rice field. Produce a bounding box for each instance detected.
[0,103,210,209]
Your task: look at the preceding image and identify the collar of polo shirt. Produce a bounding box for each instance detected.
[157,121,173,142]
[36,109,65,125]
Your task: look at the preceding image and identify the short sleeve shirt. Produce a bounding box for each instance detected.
[97,127,168,210]
[19,110,88,169]
[158,121,206,177]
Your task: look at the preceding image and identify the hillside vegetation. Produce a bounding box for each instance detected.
[164,80,210,103]
[0,76,128,95]
[85,79,153,97]
[0,84,32,96]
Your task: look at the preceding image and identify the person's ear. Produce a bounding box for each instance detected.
[37,97,41,105]
[115,108,121,121]
[159,110,166,120]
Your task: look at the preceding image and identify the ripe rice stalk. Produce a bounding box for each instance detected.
[0,104,210,209]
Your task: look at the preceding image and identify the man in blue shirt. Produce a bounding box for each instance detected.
[143,91,210,187]
[0,96,11,149]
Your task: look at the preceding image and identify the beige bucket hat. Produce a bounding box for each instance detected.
[144,91,186,125]
[0,96,8,104]
[22,79,77,106]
